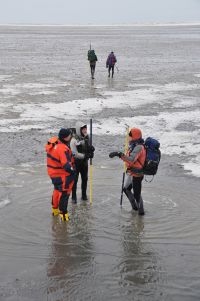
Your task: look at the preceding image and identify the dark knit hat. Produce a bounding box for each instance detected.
[58,128,72,140]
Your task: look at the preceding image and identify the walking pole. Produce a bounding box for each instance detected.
[120,126,129,206]
[89,118,93,204]
[120,172,125,206]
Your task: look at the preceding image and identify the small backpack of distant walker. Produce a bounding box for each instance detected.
[143,137,161,177]
[88,49,96,62]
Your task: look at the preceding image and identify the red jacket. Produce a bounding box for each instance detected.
[122,144,146,177]
[45,137,75,178]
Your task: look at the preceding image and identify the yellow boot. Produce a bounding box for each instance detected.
[52,207,60,216]
[59,212,70,222]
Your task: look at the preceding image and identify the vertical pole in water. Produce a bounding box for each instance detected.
[120,126,129,206]
[120,172,125,206]
[89,118,93,204]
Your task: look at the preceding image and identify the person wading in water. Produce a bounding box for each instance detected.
[88,49,98,79]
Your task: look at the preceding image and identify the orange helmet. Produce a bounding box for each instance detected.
[129,128,142,140]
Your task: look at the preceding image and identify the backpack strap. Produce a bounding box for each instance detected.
[136,144,146,168]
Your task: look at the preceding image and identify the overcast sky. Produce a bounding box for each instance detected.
[0,0,200,25]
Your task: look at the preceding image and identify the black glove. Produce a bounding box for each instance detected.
[118,152,124,158]
[109,151,124,158]
[85,152,94,159]
[88,145,95,152]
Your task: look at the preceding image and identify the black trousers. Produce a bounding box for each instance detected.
[132,176,143,204]
[59,192,69,214]
[72,159,88,199]
[90,63,96,78]
[108,65,114,77]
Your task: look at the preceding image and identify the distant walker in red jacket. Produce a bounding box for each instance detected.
[106,51,117,78]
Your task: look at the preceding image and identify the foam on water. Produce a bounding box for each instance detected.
[0,75,12,82]
[0,198,11,209]
[0,80,199,177]
[0,82,70,97]
[183,157,200,178]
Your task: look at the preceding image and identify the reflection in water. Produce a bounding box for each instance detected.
[89,78,96,98]
[47,204,94,301]
[118,214,163,300]
[107,77,115,90]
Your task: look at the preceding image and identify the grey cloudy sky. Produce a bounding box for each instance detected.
[0,0,200,24]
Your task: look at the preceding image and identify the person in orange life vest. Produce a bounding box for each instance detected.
[45,128,76,221]
[110,128,146,215]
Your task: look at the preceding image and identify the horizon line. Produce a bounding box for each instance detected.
[0,21,200,27]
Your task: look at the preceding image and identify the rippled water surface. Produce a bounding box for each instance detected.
[0,25,200,301]
[0,160,200,301]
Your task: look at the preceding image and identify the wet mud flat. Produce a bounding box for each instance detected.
[0,24,200,300]
[0,133,200,300]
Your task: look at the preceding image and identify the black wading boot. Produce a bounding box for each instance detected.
[72,192,77,204]
[137,197,145,216]
[82,184,88,201]
[123,188,138,211]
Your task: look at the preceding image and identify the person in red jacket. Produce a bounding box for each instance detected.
[45,128,76,221]
[109,128,145,215]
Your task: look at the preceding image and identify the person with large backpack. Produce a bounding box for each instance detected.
[106,51,117,78]
[109,128,161,215]
[109,128,146,215]
[87,49,98,79]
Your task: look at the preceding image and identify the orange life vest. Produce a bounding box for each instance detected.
[124,145,146,177]
[45,137,75,178]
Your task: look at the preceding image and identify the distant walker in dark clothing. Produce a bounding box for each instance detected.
[106,51,117,78]
[88,49,98,79]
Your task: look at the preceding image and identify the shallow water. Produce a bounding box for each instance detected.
[0,159,200,301]
[0,25,200,300]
